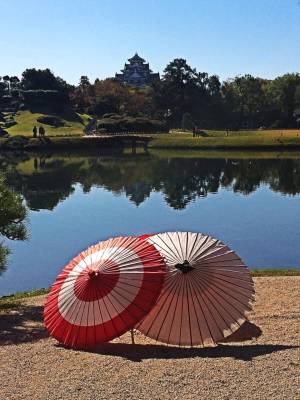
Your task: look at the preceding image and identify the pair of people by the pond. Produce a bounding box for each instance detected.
[193,126,206,137]
[32,126,46,137]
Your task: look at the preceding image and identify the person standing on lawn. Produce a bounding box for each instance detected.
[39,126,45,137]
[32,125,37,137]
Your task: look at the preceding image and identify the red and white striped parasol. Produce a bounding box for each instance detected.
[44,236,165,349]
[137,232,254,347]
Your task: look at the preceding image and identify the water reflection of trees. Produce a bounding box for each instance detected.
[1,156,84,211]
[1,153,300,212]
[0,176,27,275]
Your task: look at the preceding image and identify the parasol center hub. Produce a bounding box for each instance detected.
[88,269,100,278]
[174,260,194,274]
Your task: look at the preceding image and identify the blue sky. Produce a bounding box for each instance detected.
[1,0,299,84]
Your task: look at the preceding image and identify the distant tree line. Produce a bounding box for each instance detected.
[1,60,300,129]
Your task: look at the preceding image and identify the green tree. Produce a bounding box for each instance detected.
[1,75,10,93]
[294,108,300,127]
[9,76,20,88]
[21,68,72,112]
[21,68,70,93]
[206,75,223,127]
[181,112,194,130]
[79,76,91,87]
[160,59,201,125]
[91,94,120,116]
[0,81,6,97]
[266,73,300,126]
[222,75,266,129]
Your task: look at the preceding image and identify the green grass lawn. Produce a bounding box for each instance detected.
[5,110,91,137]
[3,115,300,149]
[149,131,300,149]
[171,129,300,137]
[250,268,300,277]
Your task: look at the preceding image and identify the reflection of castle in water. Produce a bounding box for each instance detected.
[1,154,300,211]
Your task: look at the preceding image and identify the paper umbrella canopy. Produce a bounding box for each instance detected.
[136,232,255,346]
[44,236,165,349]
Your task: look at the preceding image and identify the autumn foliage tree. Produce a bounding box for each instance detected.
[23,62,300,130]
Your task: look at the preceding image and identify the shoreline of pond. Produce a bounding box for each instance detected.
[1,268,299,303]
[2,134,300,152]
[3,147,300,160]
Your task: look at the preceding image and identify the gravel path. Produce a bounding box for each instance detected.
[0,277,299,400]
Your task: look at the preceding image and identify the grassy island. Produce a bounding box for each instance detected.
[1,111,300,151]
[149,130,300,150]
[4,110,90,137]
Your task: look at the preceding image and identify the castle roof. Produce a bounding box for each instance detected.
[128,53,145,63]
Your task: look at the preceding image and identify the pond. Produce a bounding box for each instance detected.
[0,149,300,295]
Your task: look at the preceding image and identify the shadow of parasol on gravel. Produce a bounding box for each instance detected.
[0,305,48,346]
[85,342,300,362]
[2,304,298,363]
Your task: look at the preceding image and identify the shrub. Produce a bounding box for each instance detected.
[22,90,69,112]
[270,119,285,129]
[3,120,17,128]
[102,113,122,119]
[96,115,168,133]
[0,128,9,138]
[37,115,65,127]
[87,95,119,116]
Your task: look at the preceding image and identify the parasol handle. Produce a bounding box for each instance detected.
[130,329,135,344]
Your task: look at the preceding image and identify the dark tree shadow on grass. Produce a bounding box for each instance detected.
[0,305,48,345]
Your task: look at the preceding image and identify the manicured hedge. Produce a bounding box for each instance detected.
[22,90,69,111]
[97,115,168,133]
